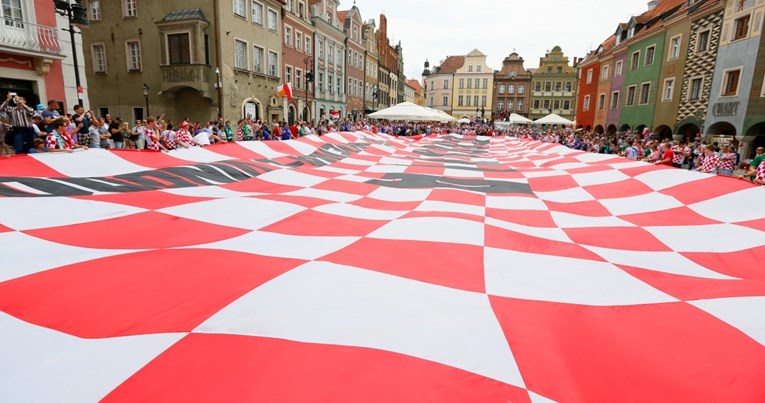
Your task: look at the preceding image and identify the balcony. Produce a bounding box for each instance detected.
[159,64,212,99]
[0,19,62,57]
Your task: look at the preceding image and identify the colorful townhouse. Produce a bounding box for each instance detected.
[529,46,577,121]
[593,37,616,134]
[575,50,601,132]
[452,49,494,120]
[654,1,692,139]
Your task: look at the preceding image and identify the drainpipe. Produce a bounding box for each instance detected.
[213,0,223,120]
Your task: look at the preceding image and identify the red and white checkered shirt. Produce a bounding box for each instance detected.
[144,127,160,151]
[756,160,765,182]
[719,152,736,171]
[46,131,74,150]
[177,128,194,145]
[698,153,720,174]
[671,145,687,165]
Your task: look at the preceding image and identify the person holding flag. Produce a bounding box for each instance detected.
[277,82,292,100]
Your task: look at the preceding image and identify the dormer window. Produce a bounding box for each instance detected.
[628,27,635,38]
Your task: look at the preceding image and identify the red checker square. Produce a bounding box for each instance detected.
[24,211,249,250]
[526,175,580,192]
[74,190,214,210]
[351,197,423,211]
[660,176,751,205]
[113,150,191,170]
[405,166,445,176]
[619,206,723,227]
[486,208,558,228]
[583,178,655,199]
[321,238,486,293]
[734,218,765,232]
[563,226,673,251]
[489,297,765,403]
[485,224,605,262]
[221,176,303,194]
[312,178,380,196]
[0,249,304,338]
[0,155,66,178]
[544,200,612,217]
[201,143,266,160]
[617,265,765,301]
[255,194,334,209]
[617,164,657,178]
[260,209,388,237]
[0,223,13,233]
[363,146,393,156]
[401,210,484,223]
[259,140,304,155]
[427,188,486,206]
[103,334,531,403]
[682,246,765,281]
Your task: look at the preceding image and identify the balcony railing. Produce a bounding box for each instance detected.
[0,18,61,55]
[160,64,212,98]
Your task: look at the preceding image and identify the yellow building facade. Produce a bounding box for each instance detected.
[452,49,494,119]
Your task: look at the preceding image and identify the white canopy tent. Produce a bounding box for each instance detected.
[368,102,444,122]
[534,113,574,126]
[457,117,471,124]
[429,108,457,123]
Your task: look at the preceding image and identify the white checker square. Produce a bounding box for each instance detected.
[235,141,289,158]
[367,187,432,202]
[369,216,484,246]
[485,218,572,243]
[444,168,484,178]
[164,147,236,163]
[192,231,360,260]
[584,246,737,280]
[572,170,631,187]
[257,169,330,188]
[194,261,526,388]
[32,150,149,177]
[688,187,765,223]
[285,187,363,203]
[415,200,486,217]
[365,164,408,174]
[484,248,677,306]
[486,195,548,211]
[600,192,684,215]
[635,168,707,191]
[551,212,633,228]
[533,187,595,203]
[644,224,765,253]
[159,197,305,230]
[314,203,408,220]
[0,197,146,231]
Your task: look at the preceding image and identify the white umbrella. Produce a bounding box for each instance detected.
[505,113,533,125]
[368,102,442,121]
[457,117,471,124]
[534,113,574,125]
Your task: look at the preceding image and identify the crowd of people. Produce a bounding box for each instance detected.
[2,94,763,185]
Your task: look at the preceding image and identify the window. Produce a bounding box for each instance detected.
[88,0,101,21]
[477,65,482,72]
[601,64,609,80]
[268,51,278,76]
[318,72,324,92]
[689,77,703,100]
[305,37,311,54]
[498,100,504,111]
[586,69,593,84]
[295,32,302,51]
[507,100,514,111]
[534,100,541,109]
[517,99,523,111]
[296,69,302,89]
[508,84,515,94]
[459,78,464,89]
[467,78,472,89]
[482,95,487,106]
[615,60,623,76]
[733,15,750,41]
[697,30,710,53]
[318,40,324,59]
[565,82,573,92]
[123,0,136,17]
[631,51,640,70]
[583,95,591,111]
[285,26,292,46]
[337,76,342,95]
[557,66,562,73]
[554,100,560,110]
[645,45,655,65]
[626,85,636,105]
[286,66,292,84]
[598,93,606,110]
[610,91,619,109]
[555,81,562,92]
[563,100,571,110]
[518,84,525,94]
[234,39,248,70]
[167,33,190,65]
[545,82,552,91]
[721,68,741,96]
[640,82,651,104]
[234,0,246,17]
[252,1,263,24]
[474,95,479,106]
[668,36,681,60]
[444,80,449,89]
[499,84,505,94]
[91,43,107,73]
[458,96,464,106]
[2,0,22,28]
[535,82,542,91]
[662,78,674,101]
[443,96,448,106]
[298,1,305,18]
[483,78,488,89]
[468,65,473,72]
[125,40,142,71]
[466,96,471,107]
[267,9,278,32]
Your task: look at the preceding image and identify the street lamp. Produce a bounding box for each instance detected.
[476,107,480,119]
[303,56,314,122]
[53,0,89,107]
[143,83,150,117]
[215,67,222,120]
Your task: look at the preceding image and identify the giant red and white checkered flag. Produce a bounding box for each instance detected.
[0,132,764,402]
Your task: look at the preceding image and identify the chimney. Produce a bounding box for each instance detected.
[647,0,660,10]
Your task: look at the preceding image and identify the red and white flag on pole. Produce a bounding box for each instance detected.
[277,83,292,100]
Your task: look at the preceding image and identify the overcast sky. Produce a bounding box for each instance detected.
[342,0,652,79]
